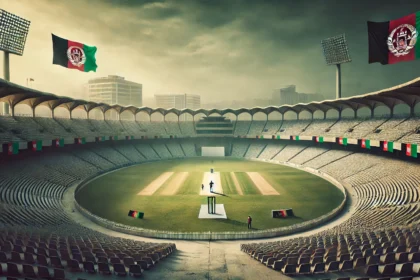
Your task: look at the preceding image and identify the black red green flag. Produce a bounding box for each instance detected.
[75,138,86,144]
[406,143,418,158]
[382,141,393,152]
[128,210,144,219]
[52,34,97,72]
[337,137,348,146]
[361,139,371,149]
[54,138,64,147]
[3,142,19,155]
[368,12,420,65]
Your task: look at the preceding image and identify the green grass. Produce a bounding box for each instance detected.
[220,172,237,195]
[76,157,345,232]
[176,172,202,195]
[154,172,176,195]
[235,172,260,195]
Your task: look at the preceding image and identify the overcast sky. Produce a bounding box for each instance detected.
[1,0,420,107]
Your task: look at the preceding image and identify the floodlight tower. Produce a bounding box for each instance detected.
[0,9,31,115]
[321,34,351,99]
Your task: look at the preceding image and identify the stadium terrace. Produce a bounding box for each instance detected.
[0,75,419,279]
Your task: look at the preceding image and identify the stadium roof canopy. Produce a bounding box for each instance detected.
[0,77,419,119]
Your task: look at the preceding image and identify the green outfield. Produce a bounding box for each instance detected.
[76,157,345,232]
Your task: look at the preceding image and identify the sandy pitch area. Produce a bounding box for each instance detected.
[160,172,189,195]
[200,172,223,196]
[137,172,174,195]
[230,172,243,195]
[246,172,279,195]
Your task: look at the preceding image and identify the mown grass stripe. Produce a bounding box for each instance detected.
[156,172,189,195]
[176,172,202,195]
[220,172,237,195]
[137,172,173,195]
[235,172,261,195]
[260,171,288,195]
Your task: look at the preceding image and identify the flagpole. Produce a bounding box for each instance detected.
[26,78,34,88]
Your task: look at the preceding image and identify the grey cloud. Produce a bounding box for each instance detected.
[2,0,420,106]
[98,0,165,7]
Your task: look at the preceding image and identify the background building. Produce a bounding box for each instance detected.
[272,85,324,106]
[154,94,200,121]
[86,75,142,120]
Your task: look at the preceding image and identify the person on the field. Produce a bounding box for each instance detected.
[201,184,204,190]
[247,216,252,229]
[209,181,214,192]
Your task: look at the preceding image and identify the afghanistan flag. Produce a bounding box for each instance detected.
[291,135,299,141]
[29,140,42,151]
[382,141,394,152]
[274,209,294,218]
[128,210,144,219]
[52,34,97,72]
[314,136,324,143]
[3,142,19,155]
[361,139,371,149]
[54,138,64,147]
[406,143,418,158]
[75,137,86,144]
[368,12,420,65]
[337,137,348,146]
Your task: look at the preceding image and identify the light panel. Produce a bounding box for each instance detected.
[321,34,351,65]
[0,9,31,56]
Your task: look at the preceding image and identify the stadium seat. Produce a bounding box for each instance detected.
[113,263,127,276]
[395,262,413,276]
[297,263,311,274]
[53,268,66,280]
[129,264,143,277]
[281,264,296,275]
[6,262,20,277]
[98,262,111,275]
[379,263,396,276]
[311,262,325,274]
[83,261,96,273]
[339,260,353,271]
[22,264,36,278]
[67,259,81,271]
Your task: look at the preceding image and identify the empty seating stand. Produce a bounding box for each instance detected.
[0,115,419,279]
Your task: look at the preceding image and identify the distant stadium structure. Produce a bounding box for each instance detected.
[0,76,419,120]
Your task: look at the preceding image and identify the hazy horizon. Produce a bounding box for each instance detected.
[1,0,420,113]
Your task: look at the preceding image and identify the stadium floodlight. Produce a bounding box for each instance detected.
[321,34,351,99]
[0,9,31,115]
